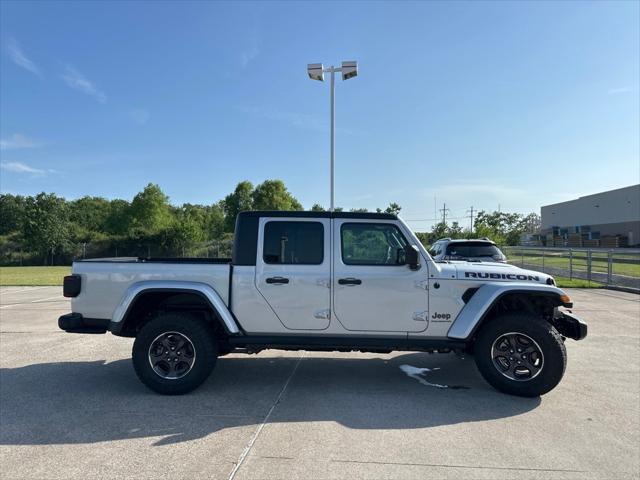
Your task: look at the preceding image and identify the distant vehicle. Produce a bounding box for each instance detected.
[59,211,586,397]
[429,238,508,263]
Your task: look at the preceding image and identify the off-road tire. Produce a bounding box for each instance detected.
[132,312,218,395]
[474,313,566,397]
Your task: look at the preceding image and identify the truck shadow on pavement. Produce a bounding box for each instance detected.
[0,353,540,446]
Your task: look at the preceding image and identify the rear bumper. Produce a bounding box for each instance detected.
[553,311,588,341]
[58,313,109,334]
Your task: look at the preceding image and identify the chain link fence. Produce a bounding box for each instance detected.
[503,246,640,290]
[0,236,235,266]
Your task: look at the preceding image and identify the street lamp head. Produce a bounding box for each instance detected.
[307,63,324,81]
[341,61,357,80]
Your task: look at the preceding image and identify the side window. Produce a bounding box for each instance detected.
[341,223,409,266]
[263,221,324,265]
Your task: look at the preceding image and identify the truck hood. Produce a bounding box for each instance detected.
[436,261,554,285]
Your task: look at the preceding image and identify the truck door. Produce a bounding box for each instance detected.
[332,220,429,332]
[255,217,331,330]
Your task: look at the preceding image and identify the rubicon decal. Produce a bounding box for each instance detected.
[465,272,540,281]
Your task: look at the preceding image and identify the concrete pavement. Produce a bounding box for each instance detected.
[0,287,638,479]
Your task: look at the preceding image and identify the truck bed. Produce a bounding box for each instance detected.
[72,258,232,321]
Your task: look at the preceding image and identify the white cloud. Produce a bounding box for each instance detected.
[129,108,150,125]
[0,133,41,150]
[240,45,260,68]
[237,105,326,132]
[6,38,40,76]
[60,65,107,103]
[0,161,45,175]
[608,87,632,95]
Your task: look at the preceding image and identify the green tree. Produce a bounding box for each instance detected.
[22,193,71,264]
[129,183,173,234]
[311,203,325,212]
[252,179,303,211]
[222,181,254,232]
[104,199,131,235]
[0,194,25,235]
[384,202,402,215]
[70,196,111,233]
[206,203,225,240]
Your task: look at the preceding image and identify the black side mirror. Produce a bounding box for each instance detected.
[404,245,421,270]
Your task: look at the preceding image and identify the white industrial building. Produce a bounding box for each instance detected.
[541,184,640,247]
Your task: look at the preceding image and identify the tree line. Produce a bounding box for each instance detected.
[0,179,539,265]
[0,180,403,265]
[416,211,541,247]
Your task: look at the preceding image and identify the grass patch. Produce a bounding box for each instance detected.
[505,252,640,278]
[554,276,602,288]
[0,266,70,286]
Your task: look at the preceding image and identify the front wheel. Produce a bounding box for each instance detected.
[132,312,218,395]
[474,314,567,397]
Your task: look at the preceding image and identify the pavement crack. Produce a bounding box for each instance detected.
[331,458,585,473]
[227,352,306,480]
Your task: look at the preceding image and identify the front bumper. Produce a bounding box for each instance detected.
[58,313,109,334]
[553,310,588,341]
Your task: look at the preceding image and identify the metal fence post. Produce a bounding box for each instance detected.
[542,249,545,273]
[569,249,573,280]
[587,250,592,283]
[607,250,613,285]
[521,248,524,267]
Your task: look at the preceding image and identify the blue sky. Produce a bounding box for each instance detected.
[1,1,638,231]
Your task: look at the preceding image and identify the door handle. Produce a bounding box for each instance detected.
[338,277,362,285]
[266,277,289,284]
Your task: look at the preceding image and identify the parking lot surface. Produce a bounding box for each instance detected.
[0,286,638,479]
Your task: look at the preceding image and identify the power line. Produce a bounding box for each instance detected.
[466,206,475,233]
[439,203,451,224]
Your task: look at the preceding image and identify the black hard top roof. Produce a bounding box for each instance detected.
[238,210,398,220]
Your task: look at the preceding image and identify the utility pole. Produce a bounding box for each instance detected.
[467,206,475,234]
[439,203,450,225]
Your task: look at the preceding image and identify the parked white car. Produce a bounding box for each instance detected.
[429,238,508,263]
[59,211,586,397]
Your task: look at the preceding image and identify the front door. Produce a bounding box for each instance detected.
[332,220,429,332]
[255,218,331,330]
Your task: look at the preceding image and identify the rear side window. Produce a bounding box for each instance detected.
[263,221,324,265]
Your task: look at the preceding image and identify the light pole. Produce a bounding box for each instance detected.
[307,61,358,212]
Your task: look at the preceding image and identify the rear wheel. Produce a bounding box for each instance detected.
[132,312,218,395]
[474,314,566,397]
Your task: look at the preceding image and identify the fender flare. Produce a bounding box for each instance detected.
[447,282,569,341]
[110,280,241,335]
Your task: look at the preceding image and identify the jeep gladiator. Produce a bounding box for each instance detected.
[59,211,587,396]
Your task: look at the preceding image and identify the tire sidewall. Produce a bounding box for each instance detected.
[474,314,566,397]
[133,313,218,395]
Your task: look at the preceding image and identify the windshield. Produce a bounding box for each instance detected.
[445,242,504,260]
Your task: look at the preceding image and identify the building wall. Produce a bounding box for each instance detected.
[541,184,640,246]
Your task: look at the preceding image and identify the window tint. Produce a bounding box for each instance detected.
[341,223,409,266]
[263,221,324,264]
[445,242,504,260]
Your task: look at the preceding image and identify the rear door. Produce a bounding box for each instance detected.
[255,217,331,330]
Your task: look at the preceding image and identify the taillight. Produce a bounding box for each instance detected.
[63,275,81,297]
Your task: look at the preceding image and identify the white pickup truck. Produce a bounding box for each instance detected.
[59,211,586,397]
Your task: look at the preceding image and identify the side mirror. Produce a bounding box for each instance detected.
[404,245,421,270]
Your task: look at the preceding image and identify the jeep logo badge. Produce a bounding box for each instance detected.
[431,312,451,320]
